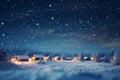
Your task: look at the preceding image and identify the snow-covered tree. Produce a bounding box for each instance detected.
[0,49,8,61]
[43,53,49,56]
[110,52,120,66]
[77,53,84,61]
[72,54,77,57]
[28,53,34,58]
[49,54,55,60]
[95,53,105,62]
[101,56,109,62]
[60,54,66,60]
[108,50,115,62]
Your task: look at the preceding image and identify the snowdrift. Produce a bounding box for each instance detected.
[0,62,23,71]
[0,61,120,80]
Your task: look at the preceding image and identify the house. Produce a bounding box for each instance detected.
[66,57,72,60]
[9,55,39,63]
[42,56,50,61]
[72,57,79,61]
[52,56,60,61]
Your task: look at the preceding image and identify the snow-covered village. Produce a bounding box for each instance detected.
[0,0,120,80]
[0,49,120,80]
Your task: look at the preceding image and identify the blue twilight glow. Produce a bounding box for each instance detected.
[0,0,120,54]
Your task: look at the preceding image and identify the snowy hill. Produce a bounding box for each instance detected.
[0,61,120,80]
[0,62,23,71]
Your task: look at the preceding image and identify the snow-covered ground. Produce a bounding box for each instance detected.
[0,61,120,80]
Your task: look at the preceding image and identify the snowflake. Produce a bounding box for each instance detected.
[0,43,4,46]
[93,34,96,37]
[51,17,54,20]
[2,33,5,37]
[1,22,4,25]
[49,4,52,7]
[36,23,39,26]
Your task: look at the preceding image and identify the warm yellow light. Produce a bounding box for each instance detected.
[28,58,32,62]
[52,57,59,61]
[54,57,58,61]
[10,58,19,62]
[11,58,16,62]
[43,57,49,61]
[29,56,36,62]
[72,57,78,61]
[91,57,95,61]
[13,61,21,64]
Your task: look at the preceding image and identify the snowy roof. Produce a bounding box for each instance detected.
[17,55,29,59]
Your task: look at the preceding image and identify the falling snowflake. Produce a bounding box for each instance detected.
[2,33,5,37]
[51,17,54,20]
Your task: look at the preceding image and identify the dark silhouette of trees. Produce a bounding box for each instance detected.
[0,49,8,61]
[110,52,120,66]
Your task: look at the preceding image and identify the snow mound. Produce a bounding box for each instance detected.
[14,61,115,72]
[0,61,120,80]
[0,62,23,71]
[0,69,120,80]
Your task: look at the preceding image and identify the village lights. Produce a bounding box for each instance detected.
[90,57,95,61]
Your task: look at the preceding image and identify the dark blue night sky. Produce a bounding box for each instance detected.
[0,0,120,54]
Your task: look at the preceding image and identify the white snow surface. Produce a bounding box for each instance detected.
[0,61,120,80]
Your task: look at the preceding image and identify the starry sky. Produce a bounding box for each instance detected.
[0,0,120,54]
